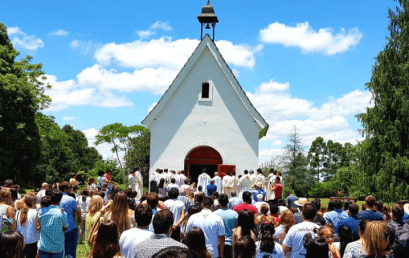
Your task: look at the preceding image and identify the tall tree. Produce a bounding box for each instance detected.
[282,126,316,196]
[357,0,409,202]
[308,137,326,180]
[0,23,51,182]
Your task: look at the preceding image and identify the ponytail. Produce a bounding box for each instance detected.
[20,195,35,227]
[81,189,89,202]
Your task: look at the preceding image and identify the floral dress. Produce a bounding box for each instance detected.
[343,241,366,258]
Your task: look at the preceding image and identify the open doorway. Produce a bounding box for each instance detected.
[185,146,222,184]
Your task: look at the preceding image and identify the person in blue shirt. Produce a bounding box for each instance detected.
[325,199,349,238]
[214,194,238,258]
[206,180,217,196]
[59,181,80,258]
[250,183,266,203]
[166,178,180,192]
[228,191,242,210]
[357,196,385,221]
[337,203,360,240]
[286,192,298,209]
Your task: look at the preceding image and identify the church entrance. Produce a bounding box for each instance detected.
[185,146,222,184]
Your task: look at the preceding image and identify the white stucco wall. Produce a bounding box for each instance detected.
[147,46,261,178]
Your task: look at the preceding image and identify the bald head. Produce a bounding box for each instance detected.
[214,172,218,176]
[41,183,49,190]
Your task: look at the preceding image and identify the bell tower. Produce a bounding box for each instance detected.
[197,1,219,41]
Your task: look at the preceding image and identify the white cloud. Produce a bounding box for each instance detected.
[70,40,80,48]
[7,26,44,51]
[49,29,69,36]
[272,140,282,146]
[82,128,124,160]
[137,30,156,38]
[259,22,362,55]
[42,74,133,111]
[258,79,289,93]
[150,21,172,31]
[63,116,77,121]
[70,39,99,55]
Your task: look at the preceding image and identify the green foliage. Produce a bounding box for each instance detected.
[282,126,316,196]
[0,23,50,183]
[124,129,150,188]
[356,1,409,203]
[283,187,295,199]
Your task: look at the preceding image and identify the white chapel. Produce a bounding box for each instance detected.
[142,2,268,183]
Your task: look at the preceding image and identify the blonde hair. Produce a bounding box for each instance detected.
[259,204,269,224]
[0,190,13,206]
[318,224,334,237]
[86,195,103,215]
[362,221,390,257]
[20,195,35,227]
[279,210,296,232]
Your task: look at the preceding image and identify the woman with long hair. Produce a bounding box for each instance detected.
[258,204,270,224]
[88,178,97,192]
[186,227,213,258]
[89,220,123,258]
[317,224,340,258]
[77,189,91,244]
[0,230,26,258]
[338,226,354,258]
[85,195,104,242]
[104,192,135,233]
[233,210,259,249]
[256,222,284,258]
[15,191,35,211]
[0,189,15,232]
[181,204,202,242]
[343,220,389,258]
[157,178,167,201]
[101,183,109,202]
[13,195,39,258]
[234,235,256,258]
[274,210,296,244]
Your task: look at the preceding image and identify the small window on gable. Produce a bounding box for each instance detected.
[202,83,210,99]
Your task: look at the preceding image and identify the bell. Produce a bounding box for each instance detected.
[205,23,211,29]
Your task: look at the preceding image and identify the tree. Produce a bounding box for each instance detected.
[357,0,409,203]
[307,137,326,180]
[0,23,51,182]
[282,126,316,196]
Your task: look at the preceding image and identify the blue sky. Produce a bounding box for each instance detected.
[1,0,398,162]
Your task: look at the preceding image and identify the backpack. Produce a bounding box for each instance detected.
[390,221,409,257]
[86,212,102,245]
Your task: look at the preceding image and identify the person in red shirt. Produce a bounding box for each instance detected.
[233,191,258,217]
[270,177,283,201]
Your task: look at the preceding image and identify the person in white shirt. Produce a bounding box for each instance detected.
[186,196,226,258]
[87,178,97,192]
[134,167,144,200]
[212,172,223,194]
[163,169,171,183]
[197,168,211,191]
[282,202,319,258]
[164,188,186,241]
[174,171,181,187]
[223,172,232,197]
[14,195,40,258]
[36,182,48,204]
[76,189,91,244]
[265,169,276,201]
[254,194,270,215]
[179,171,187,186]
[249,170,257,185]
[277,171,284,188]
[119,204,154,258]
[128,170,137,191]
[255,168,266,186]
[231,171,240,195]
[151,169,159,183]
[238,171,252,199]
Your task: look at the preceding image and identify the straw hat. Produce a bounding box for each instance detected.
[294,198,309,207]
[253,182,263,188]
[404,203,409,215]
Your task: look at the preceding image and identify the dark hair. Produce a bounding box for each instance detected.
[168,188,179,199]
[327,201,335,211]
[91,220,122,258]
[198,185,203,191]
[212,192,219,199]
[305,237,329,258]
[257,168,262,173]
[202,168,207,173]
[244,170,248,174]
[131,191,138,199]
[153,209,174,234]
[259,222,275,254]
[152,246,197,258]
[81,189,89,202]
[158,178,165,188]
[333,199,342,209]
[242,191,252,203]
[278,199,285,207]
[302,203,317,220]
[147,193,159,209]
[270,204,279,215]
[127,198,136,210]
[41,196,52,207]
[233,235,256,258]
[135,204,153,227]
[186,227,208,258]
[184,179,189,184]
[195,193,205,204]
[343,201,352,211]
[68,193,76,199]
[98,170,104,176]
[106,169,112,173]
[0,230,25,258]
[365,196,376,207]
[312,199,321,211]
[359,219,368,235]
[375,201,384,212]
[218,194,229,207]
[237,210,258,239]
[59,181,71,192]
[338,226,354,257]
[171,178,176,184]
[392,205,404,220]
[50,190,63,204]
[202,196,214,208]
[71,172,77,178]
[348,204,359,216]
[124,188,132,197]
[4,179,13,187]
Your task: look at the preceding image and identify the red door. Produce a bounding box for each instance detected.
[185,146,222,179]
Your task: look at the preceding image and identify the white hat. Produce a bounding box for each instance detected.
[294,198,309,207]
[404,203,409,215]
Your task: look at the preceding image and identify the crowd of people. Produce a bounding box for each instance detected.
[1,168,409,258]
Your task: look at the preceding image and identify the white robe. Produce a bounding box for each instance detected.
[135,171,143,200]
[223,175,234,197]
[177,174,187,187]
[265,173,275,200]
[212,176,223,193]
[128,174,137,191]
[255,174,266,186]
[238,175,252,199]
[151,172,158,183]
[249,174,257,186]
[198,173,211,191]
